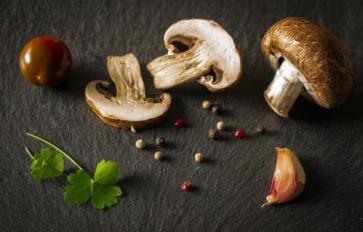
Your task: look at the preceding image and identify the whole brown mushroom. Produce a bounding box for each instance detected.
[261,17,353,118]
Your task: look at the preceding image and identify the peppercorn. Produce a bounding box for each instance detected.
[202,100,212,109]
[216,121,225,131]
[154,151,163,160]
[156,137,165,146]
[135,139,146,149]
[235,129,246,138]
[211,105,219,115]
[195,152,204,162]
[208,128,219,140]
[256,125,266,135]
[181,181,191,192]
[174,118,185,128]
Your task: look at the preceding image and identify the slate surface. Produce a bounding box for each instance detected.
[1,0,363,231]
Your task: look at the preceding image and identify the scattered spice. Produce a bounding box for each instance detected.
[202,100,212,109]
[155,137,165,146]
[256,125,266,135]
[194,152,204,162]
[235,129,246,138]
[208,128,219,140]
[211,105,219,115]
[216,121,225,131]
[181,181,191,192]
[154,151,163,160]
[135,139,146,149]
[174,118,185,128]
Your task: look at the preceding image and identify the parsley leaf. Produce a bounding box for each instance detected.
[64,160,122,209]
[28,147,65,180]
[93,160,120,184]
[25,133,123,210]
[63,170,92,204]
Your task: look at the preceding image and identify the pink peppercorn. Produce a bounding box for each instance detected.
[174,118,185,128]
[235,129,246,138]
[181,181,191,192]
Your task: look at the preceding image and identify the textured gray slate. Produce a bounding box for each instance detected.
[1,0,363,231]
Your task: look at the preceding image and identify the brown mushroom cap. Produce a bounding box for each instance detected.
[261,17,353,108]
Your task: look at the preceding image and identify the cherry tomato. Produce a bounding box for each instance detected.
[19,36,71,87]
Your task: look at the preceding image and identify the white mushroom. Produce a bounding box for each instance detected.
[147,19,242,92]
[85,53,171,129]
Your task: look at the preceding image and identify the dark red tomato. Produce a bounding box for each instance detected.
[19,36,72,87]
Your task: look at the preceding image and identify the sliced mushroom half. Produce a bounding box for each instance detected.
[261,17,353,118]
[147,19,242,92]
[85,53,171,129]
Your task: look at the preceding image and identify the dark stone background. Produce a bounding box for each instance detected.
[1,0,362,231]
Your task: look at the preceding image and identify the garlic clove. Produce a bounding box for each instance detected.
[261,147,306,207]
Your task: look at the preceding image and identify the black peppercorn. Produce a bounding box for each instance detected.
[208,128,219,140]
[211,106,219,115]
[156,137,165,146]
[256,125,266,135]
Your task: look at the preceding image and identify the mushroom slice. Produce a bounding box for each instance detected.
[261,17,353,118]
[147,19,242,92]
[85,53,171,129]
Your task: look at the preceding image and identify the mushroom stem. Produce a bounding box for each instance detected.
[264,60,303,118]
[147,47,209,90]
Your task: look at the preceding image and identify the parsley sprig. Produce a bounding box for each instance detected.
[24,133,122,209]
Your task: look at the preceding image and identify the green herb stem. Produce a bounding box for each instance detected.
[24,146,34,160]
[26,132,83,170]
